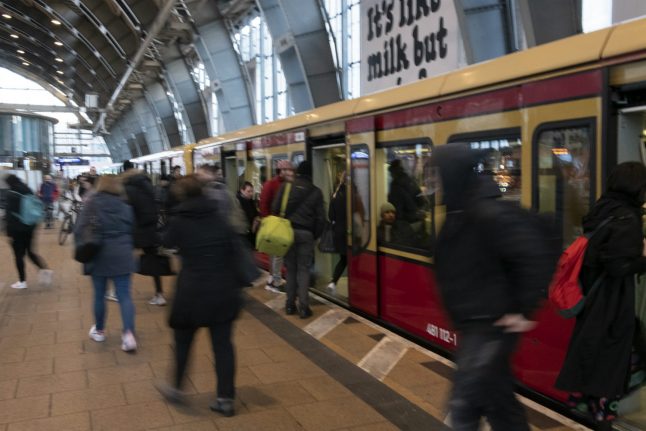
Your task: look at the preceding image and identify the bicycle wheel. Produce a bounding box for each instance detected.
[59,217,72,245]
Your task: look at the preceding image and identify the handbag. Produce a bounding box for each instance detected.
[137,253,175,276]
[74,200,102,264]
[256,183,294,257]
[318,222,336,253]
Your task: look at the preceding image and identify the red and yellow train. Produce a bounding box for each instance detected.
[127,17,646,416]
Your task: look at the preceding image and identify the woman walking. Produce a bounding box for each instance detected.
[158,176,242,416]
[327,170,347,291]
[4,174,52,289]
[75,175,137,352]
[556,162,646,430]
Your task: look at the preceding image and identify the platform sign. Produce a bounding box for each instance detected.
[55,157,89,166]
[360,0,459,95]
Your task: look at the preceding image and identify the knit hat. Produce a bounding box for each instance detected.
[296,160,312,177]
[380,202,396,215]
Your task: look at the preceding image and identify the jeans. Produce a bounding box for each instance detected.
[449,328,529,431]
[11,230,47,282]
[284,229,314,309]
[92,274,135,333]
[174,321,235,399]
[270,255,283,285]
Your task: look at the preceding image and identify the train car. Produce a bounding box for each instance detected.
[153,18,646,422]
[129,145,195,185]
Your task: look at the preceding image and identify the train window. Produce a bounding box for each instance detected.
[534,121,594,247]
[291,151,305,168]
[271,154,288,176]
[350,145,370,252]
[377,141,435,255]
[253,157,268,185]
[448,131,522,203]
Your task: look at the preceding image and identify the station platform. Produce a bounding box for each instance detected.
[0,226,589,431]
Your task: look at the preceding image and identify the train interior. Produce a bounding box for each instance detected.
[616,92,646,429]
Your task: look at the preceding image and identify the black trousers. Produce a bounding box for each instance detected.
[142,247,162,294]
[174,321,235,399]
[450,328,529,431]
[11,229,46,282]
[332,254,347,284]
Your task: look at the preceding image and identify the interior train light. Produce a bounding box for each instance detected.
[552,148,569,156]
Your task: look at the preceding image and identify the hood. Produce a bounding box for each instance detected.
[174,195,218,219]
[10,182,32,195]
[583,191,640,232]
[92,192,128,215]
[431,144,495,211]
[121,169,149,185]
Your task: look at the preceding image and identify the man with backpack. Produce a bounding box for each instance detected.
[431,145,556,431]
[4,174,52,289]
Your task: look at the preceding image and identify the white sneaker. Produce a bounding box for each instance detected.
[88,325,106,342]
[327,282,336,291]
[148,294,167,306]
[39,269,54,286]
[105,292,119,302]
[265,283,281,294]
[11,281,27,289]
[121,332,137,352]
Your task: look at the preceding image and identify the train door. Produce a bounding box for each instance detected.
[346,118,377,316]
[223,151,238,194]
[311,143,348,304]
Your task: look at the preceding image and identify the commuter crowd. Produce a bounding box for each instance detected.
[3,150,646,430]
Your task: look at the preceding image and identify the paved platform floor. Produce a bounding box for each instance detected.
[0,226,590,430]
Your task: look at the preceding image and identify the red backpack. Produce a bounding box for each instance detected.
[548,217,613,318]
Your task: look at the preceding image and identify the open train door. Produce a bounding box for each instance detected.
[346,117,378,316]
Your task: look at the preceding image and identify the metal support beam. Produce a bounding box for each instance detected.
[94,0,179,134]
[0,104,85,113]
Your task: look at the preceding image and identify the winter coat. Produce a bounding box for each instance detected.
[39,181,58,204]
[272,175,325,238]
[5,181,35,237]
[203,181,247,234]
[388,169,422,223]
[121,170,159,248]
[259,176,283,218]
[556,192,646,398]
[433,144,554,329]
[328,183,347,254]
[75,192,135,277]
[162,195,242,329]
[237,191,259,233]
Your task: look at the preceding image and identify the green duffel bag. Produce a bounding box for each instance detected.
[256,183,294,257]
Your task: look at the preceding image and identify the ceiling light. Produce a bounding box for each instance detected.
[22,62,29,66]
[17,49,24,54]
[10,34,18,39]
[55,57,63,62]
[2,13,11,19]
[51,19,61,25]
[56,70,64,75]
[54,41,63,46]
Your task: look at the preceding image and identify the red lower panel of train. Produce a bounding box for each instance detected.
[371,253,574,403]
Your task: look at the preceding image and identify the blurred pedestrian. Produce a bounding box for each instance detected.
[4,174,52,289]
[431,144,555,431]
[259,160,294,293]
[272,161,325,318]
[121,160,167,306]
[157,176,242,416]
[236,181,259,247]
[74,175,137,352]
[38,174,59,228]
[327,170,347,291]
[556,162,646,430]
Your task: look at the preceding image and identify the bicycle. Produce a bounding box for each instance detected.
[59,198,83,246]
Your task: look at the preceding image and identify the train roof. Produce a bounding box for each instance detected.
[195,17,646,149]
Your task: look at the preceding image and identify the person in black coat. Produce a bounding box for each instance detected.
[236,181,259,247]
[3,174,51,289]
[431,144,555,431]
[556,162,646,429]
[121,160,166,306]
[272,161,325,318]
[388,159,422,223]
[327,171,347,290]
[157,176,242,416]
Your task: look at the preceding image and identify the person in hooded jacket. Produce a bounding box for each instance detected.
[556,161,646,430]
[431,144,555,431]
[272,161,325,318]
[388,159,422,224]
[157,175,242,416]
[75,175,137,352]
[121,160,166,306]
[4,174,52,289]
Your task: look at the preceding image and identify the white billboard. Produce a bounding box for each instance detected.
[360,0,459,95]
